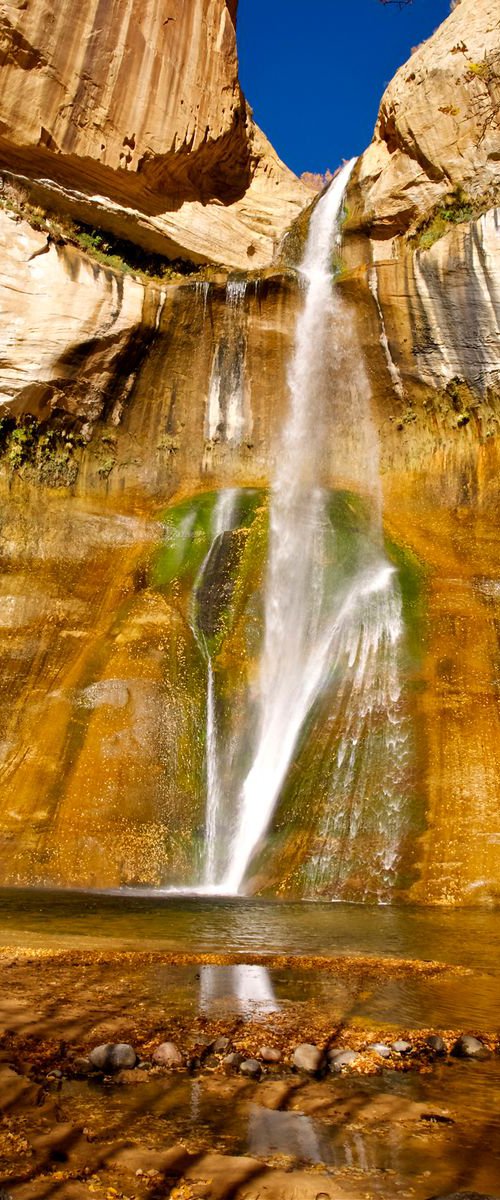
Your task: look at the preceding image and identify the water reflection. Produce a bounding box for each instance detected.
[199,964,279,1016]
[248,1105,327,1163]
[58,1062,500,1198]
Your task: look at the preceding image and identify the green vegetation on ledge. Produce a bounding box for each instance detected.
[409,185,499,251]
[0,177,213,284]
[0,415,81,485]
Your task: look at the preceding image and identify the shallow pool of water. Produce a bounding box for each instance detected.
[49,1060,500,1198]
[0,889,499,968]
[1,890,499,1033]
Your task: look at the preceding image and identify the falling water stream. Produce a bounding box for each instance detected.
[203,489,240,886]
[211,161,409,895]
[219,163,357,891]
[186,163,409,897]
[206,279,250,445]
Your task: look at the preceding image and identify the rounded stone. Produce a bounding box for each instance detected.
[328,1045,351,1060]
[109,1044,137,1070]
[391,1040,412,1055]
[329,1049,359,1071]
[222,1052,242,1070]
[292,1043,323,1073]
[152,1041,184,1068]
[89,1042,137,1071]
[259,1046,282,1063]
[89,1043,113,1071]
[427,1034,446,1054]
[240,1058,262,1079]
[368,1043,391,1058]
[212,1036,231,1055]
[451,1035,489,1059]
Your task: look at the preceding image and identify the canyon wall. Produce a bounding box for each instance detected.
[0,0,309,267]
[347,0,500,244]
[347,210,500,906]
[0,0,499,900]
[340,0,500,903]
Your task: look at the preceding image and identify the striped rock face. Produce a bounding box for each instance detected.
[347,0,500,243]
[0,0,310,267]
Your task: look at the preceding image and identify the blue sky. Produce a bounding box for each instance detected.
[237,0,452,176]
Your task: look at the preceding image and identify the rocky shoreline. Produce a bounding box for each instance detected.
[1,944,498,1083]
[13,1027,500,1089]
[1,945,500,1199]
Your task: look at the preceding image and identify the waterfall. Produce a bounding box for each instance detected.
[165,488,241,894]
[225,280,249,443]
[218,160,408,895]
[219,163,357,892]
[212,487,239,540]
[204,663,220,884]
[195,279,210,318]
[205,279,250,446]
[305,564,410,900]
[155,287,167,331]
[202,489,239,886]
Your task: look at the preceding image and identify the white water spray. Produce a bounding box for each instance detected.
[202,489,239,886]
[216,161,408,896]
[220,163,358,892]
[306,563,410,899]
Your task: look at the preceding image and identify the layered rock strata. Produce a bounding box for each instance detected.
[0,0,499,901]
[347,0,500,246]
[0,0,310,267]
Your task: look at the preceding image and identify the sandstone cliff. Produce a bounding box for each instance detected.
[0,0,309,267]
[348,0,500,245]
[338,0,500,906]
[0,0,499,903]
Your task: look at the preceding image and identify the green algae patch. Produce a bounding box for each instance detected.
[408,184,500,252]
[215,497,267,660]
[151,489,265,600]
[151,492,217,593]
[0,414,82,486]
[146,485,425,900]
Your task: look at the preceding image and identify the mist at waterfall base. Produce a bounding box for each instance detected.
[168,162,412,901]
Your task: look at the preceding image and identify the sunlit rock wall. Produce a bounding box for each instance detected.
[347,0,500,241]
[340,204,500,906]
[0,0,499,902]
[334,0,500,904]
[0,0,309,267]
[0,231,298,889]
[0,494,203,888]
[0,209,148,420]
[1,189,500,902]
